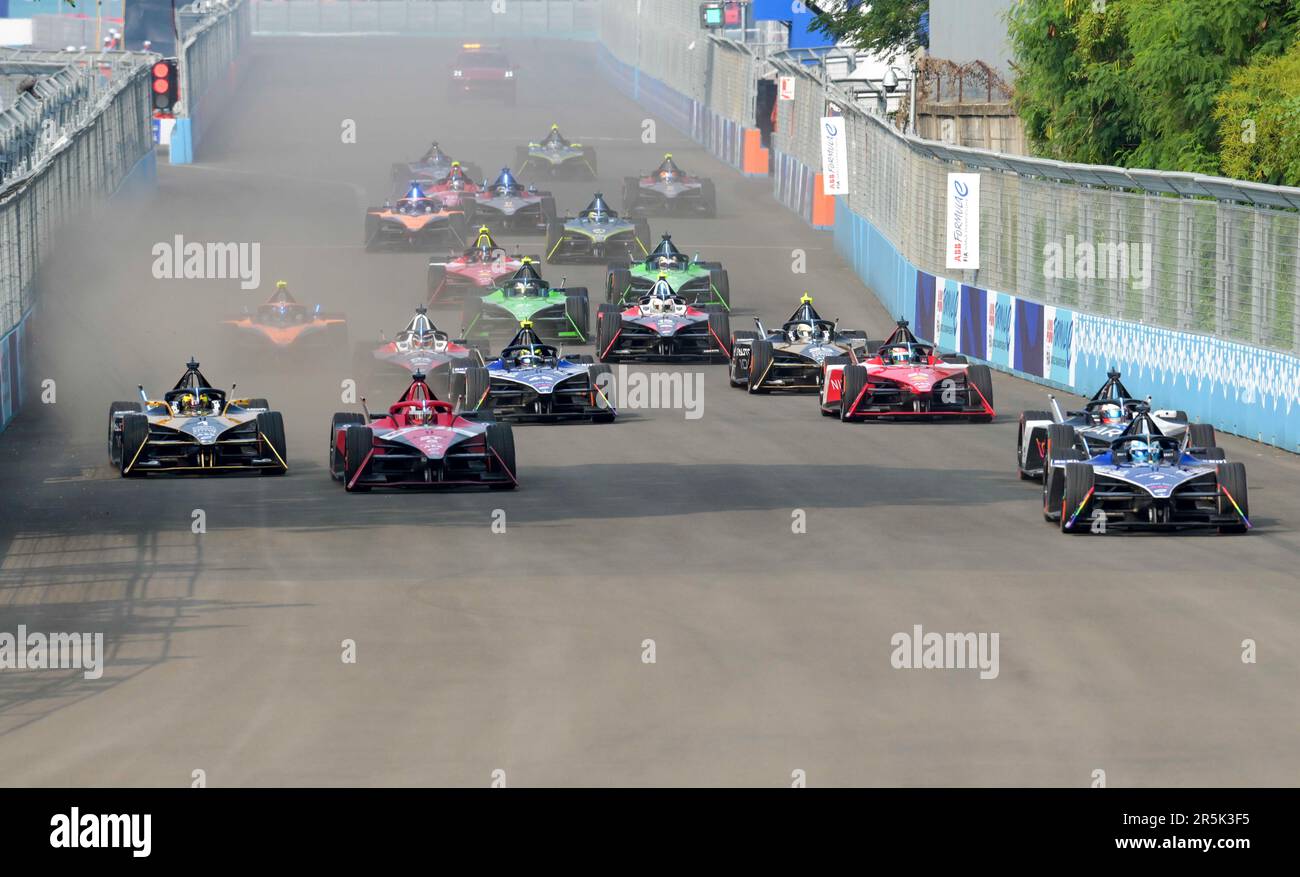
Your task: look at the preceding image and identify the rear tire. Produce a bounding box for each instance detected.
[1216,462,1249,534]
[1017,410,1053,480]
[343,426,373,492]
[565,288,590,342]
[632,219,652,257]
[461,366,492,413]
[699,179,717,217]
[485,423,518,489]
[709,268,731,308]
[1187,422,1216,450]
[606,263,633,304]
[545,220,567,262]
[622,177,641,216]
[729,331,758,387]
[596,303,621,362]
[707,310,731,362]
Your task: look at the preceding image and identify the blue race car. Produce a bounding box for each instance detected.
[1042,409,1250,534]
[449,321,616,423]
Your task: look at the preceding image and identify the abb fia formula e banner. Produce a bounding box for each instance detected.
[820,116,849,195]
[945,173,980,270]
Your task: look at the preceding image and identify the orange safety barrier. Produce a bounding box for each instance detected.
[811,174,837,227]
[741,128,769,176]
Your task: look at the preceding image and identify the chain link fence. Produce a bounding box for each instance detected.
[180,0,252,118]
[773,58,1300,356]
[0,50,154,338]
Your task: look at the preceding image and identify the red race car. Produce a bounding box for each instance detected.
[223,281,347,352]
[329,372,517,492]
[420,161,483,213]
[427,225,539,304]
[820,320,995,422]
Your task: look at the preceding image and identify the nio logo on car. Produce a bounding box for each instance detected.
[890,624,1000,680]
[150,234,260,290]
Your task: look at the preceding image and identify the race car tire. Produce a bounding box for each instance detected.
[329,413,366,479]
[821,356,851,416]
[840,364,868,421]
[1216,462,1249,534]
[1042,432,1085,521]
[427,263,447,302]
[461,367,492,413]
[486,423,518,489]
[707,309,731,362]
[940,354,968,364]
[699,180,717,218]
[257,411,289,474]
[119,413,149,477]
[1018,410,1053,480]
[570,354,595,364]
[747,339,775,393]
[545,220,568,262]
[709,268,731,308]
[583,146,598,177]
[343,426,373,492]
[1200,447,1227,461]
[363,213,381,251]
[966,365,994,421]
[622,178,641,216]
[1187,422,1216,451]
[245,398,270,411]
[632,219,653,258]
[539,196,558,225]
[447,213,470,247]
[108,401,143,464]
[729,330,758,388]
[606,263,633,304]
[565,288,590,342]
[461,295,485,339]
[1046,423,1081,460]
[1060,463,1095,534]
[596,303,621,362]
[589,363,616,421]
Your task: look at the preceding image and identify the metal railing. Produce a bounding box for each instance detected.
[179,0,252,118]
[250,0,600,36]
[0,49,155,337]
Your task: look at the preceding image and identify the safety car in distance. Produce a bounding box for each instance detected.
[819,319,993,421]
[1041,410,1249,534]
[729,295,867,393]
[461,259,590,346]
[595,274,730,363]
[448,43,517,104]
[623,154,717,218]
[109,359,287,477]
[545,193,651,264]
[606,233,730,310]
[329,372,517,492]
[1016,370,1204,481]
[516,124,597,178]
[451,321,615,423]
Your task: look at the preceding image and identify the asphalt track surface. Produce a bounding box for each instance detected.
[1,38,1298,787]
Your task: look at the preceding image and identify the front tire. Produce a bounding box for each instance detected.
[119,413,149,477]
[747,339,774,393]
[343,426,374,492]
[1216,462,1250,534]
[1060,462,1095,533]
[485,423,518,489]
[256,411,288,474]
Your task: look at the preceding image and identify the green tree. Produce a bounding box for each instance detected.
[812,0,929,56]
[1215,44,1300,185]
[1007,0,1297,172]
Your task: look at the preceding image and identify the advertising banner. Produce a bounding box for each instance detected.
[945,173,980,270]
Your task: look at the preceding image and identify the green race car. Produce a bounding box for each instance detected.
[460,258,590,346]
[605,233,731,311]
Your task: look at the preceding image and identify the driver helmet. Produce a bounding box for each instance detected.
[198,393,211,413]
[1098,402,1124,425]
[407,405,429,426]
[887,345,912,365]
[655,255,676,272]
[517,347,539,368]
[178,393,195,414]
[794,323,814,343]
[1128,440,1159,465]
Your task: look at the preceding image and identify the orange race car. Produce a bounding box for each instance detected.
[223,281,348,352]
[364,181,471,251]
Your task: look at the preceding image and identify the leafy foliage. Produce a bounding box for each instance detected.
[1214,44,1300,185]
[812,0,929,56]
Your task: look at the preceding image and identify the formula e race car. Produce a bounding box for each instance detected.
[329,372,517,492]
[415,160,484,213]
[471,168,556,234]
[390,142,483,194]
[623,154,717,218]
[108,359,287,477]
[594,274,731,363]
[451,322,615,423]
[427,225,540,304]
[222,281,347,352]
[545,193,651,264]
[606,233,730,310]
[818,320,994,421]
[1041,410,1249,534]
[461,259,590,346]
[1016,371,1204,481]
[516,124,597,178]
[352,306,483,387]
[447,43,517,104]
[364,181,470,250]
[729,295,868,393]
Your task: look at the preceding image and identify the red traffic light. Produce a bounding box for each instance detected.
[152,61,170,78]
[152,79,169,94]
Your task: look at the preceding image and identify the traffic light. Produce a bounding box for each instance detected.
[700,2,724,28]
[700,1,743,29]
[151,58,178,113]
